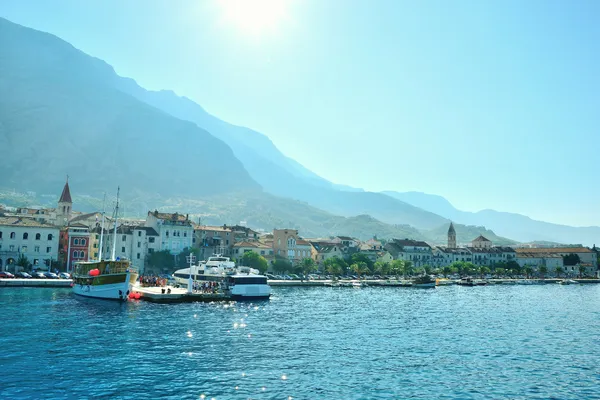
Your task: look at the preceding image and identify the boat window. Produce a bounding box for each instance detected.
[233,277,267,285]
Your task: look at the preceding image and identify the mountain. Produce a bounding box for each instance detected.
[113,80,450,230]
[0,17,259,196]
[384,191,600,246]
[0,17,521,245]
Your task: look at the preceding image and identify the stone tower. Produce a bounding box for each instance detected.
[56,178,73,227]
[447,222,456,249]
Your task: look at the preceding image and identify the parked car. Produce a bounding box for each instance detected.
[59,272,71,279]
[15,272,32,279]
[43,272,60,279]
[31,272,46,279]
[0,271,15,278]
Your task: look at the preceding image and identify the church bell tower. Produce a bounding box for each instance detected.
[448,222,456,249]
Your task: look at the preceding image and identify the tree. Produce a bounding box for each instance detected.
[539,265,548,279]
[16,254,31,271]
[350,253,374,272]
[146,250,175,274]
[404,261,414,277]
[442,266,452,278]
[389,260,405,279]
[495,267,506,278]
[373,261,390,276]
[563,253,580,266]
[478,266,491,279]
[299,258,317,277]
[351,262,369,279]
[240,251,269,274]
[524,266,534,279]
[272,257,292,275]
[326,262,343,278]
[555,266,563,278]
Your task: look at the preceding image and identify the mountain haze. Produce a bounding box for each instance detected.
[115,79,448,230]
[0,17,258,196]
[384,191,600,246]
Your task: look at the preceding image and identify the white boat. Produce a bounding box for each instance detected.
[72,260,138,301]
[558,279,578,285]
[352,281,364,288]
[173,255,271,300]
[72,188,138,301]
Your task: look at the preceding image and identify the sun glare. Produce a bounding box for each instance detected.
[216,0,289,36]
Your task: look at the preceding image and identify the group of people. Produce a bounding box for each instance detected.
[192,280,221,294]
[139,275,168,287]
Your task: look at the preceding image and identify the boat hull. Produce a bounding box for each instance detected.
[413,282,436,288]
[72,272,136,301]
[229,284,271,300]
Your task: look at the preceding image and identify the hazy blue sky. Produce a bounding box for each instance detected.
[1,0,599,226]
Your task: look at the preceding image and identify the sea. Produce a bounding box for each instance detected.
[1,284,599,400]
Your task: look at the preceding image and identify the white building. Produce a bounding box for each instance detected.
[384,239,433,267]
[101,225,160,273]
[0,217,60,272]
[145,211,193,255]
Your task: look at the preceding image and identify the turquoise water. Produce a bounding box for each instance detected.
[1,285,600,399]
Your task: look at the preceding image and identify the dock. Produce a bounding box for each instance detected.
[0,278,73,288]
[134,286,233,303]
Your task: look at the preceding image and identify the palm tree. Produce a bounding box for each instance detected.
[374,261,390,277]
[539,265,548,279]
[524,267,534,279]
[326,263,343,279]
[389,260,404,279]
[351,261,369,279]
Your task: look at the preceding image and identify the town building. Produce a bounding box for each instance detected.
[144,211,193,255]
[233,241,273,258]
[101,225,159,272]
[192,224,234,257]
[384,239,433,267]
[59,223,90,272]
[55,179,73,227]
[471,235,493,249]
[272,229,313,264]
[0,216,60,272]
[515,247,598,277]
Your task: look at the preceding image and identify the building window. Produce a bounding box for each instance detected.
[226,240,229,245]
[122,235,126,241]
[260,251,265,255]
[10,245,15,251]
[73,239,79,245]
[48,234,53,241]
[34,246,40,253]
[46,247,51,253]
[35,233,41,240]
[24,233,30,240]
[137,253,140,259]
[149,237,155,243]
[0,231,2,239]
[81,239,86,246]
[121,247,125,253]
[93,243,98,248]
[138,231,141,237]
[166,231,169,237]
[94,252,98,258]
[148,249,154,254]
[10,232,15,239]
[22,246,28,253]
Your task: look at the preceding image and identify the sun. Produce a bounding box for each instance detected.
[216,0,290,37]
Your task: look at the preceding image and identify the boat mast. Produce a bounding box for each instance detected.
[110,187,120,261]
[98,193,106,261]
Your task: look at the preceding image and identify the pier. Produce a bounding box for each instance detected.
[0,278,73,288]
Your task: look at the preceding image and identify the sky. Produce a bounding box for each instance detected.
[1,0,599,227]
